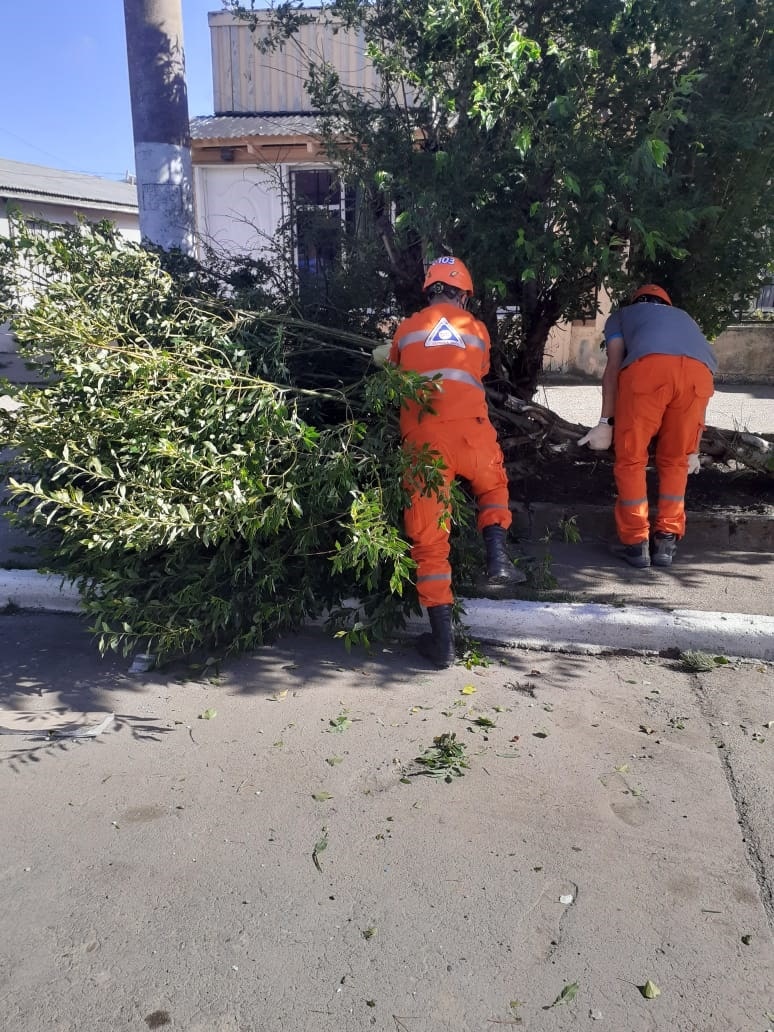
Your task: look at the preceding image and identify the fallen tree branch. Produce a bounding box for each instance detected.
[487,389,774,478]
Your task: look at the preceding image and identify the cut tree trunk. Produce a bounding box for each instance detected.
[487,389,774,479]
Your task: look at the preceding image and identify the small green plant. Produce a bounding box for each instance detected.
[526,534,559,590]
[558,514,582,543]
[460,638,492,669]
[414,732,469,781]
[680,650,726,672]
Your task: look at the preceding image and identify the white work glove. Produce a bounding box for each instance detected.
[577,421,613,450]
[371,343,391,367]
[687,452,701,475]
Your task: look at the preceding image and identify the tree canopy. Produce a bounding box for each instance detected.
[229,0,773,393]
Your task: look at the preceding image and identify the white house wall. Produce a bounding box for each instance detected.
[194,163,287,262]
[0,199,140,242]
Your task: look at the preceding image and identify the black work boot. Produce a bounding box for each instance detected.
[416,604,455,669]
[651,532,678,567]
[610,538,651,569]
[482,525,527,585]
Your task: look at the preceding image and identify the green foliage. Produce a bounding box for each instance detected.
[680,650,728,672]
[0,219,477,659]
[231,0,773,389]
[414,732,470,781]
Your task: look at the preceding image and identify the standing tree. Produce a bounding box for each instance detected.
[228,0,772,395]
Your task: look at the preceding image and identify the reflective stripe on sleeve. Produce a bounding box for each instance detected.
[397,331,433,351]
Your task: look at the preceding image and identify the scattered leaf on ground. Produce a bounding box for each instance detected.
[328,714,352,733]
[268,690,288,702]
[550,981,579,1007]
[461,685,477,695]
[741,934,752,945]
[615,764,630,773]
[472,715,496,728]
[640,980,661,999]
[312,791,334,802]
[326,755,344,766]
[533,730,549,739]
[199,708,217,720]
[312,829,328,872]
[362,926,377,939]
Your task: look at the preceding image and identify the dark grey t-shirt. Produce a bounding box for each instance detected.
[604,303,718,374]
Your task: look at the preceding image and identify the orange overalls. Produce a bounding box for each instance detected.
[614,355,714,543]
[389,302,511,608]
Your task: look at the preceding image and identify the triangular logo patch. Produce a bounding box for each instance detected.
[425,318,465,349]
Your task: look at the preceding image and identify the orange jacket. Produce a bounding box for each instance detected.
[389,302,491,431]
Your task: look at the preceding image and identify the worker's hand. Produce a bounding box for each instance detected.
[371,343,391,367]
[687,452,701,475]
[577,421,613,450]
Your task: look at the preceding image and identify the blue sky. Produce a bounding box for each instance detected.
[0,1,231,181]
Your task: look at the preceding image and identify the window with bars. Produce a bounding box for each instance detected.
[291,169,355,288]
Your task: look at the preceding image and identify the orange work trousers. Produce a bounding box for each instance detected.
[614,354,714,544]
[402,417,512,608]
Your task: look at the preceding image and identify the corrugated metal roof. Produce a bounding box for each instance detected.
[190,113,323,141]
[0,158,138,211]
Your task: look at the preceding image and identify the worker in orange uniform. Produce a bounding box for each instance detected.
[379,256,524,668]
[579,284,717,568]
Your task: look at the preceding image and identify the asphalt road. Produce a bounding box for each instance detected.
[0,614,772,1032]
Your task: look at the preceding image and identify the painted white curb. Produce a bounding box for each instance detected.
[2,571,772,663]
[442,598,774,663]
[0,569,81,613]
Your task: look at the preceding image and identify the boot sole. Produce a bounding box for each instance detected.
[651,554,674,567]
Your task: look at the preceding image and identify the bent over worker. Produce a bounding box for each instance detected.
[383,256,524,669]
[579,284,717,568]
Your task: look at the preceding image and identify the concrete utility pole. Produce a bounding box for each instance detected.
[122,0,196,254]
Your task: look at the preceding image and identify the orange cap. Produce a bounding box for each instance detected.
[632,284,672,306]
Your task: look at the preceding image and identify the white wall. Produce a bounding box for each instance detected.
[0,199,140,242]
[193,164,286,262]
